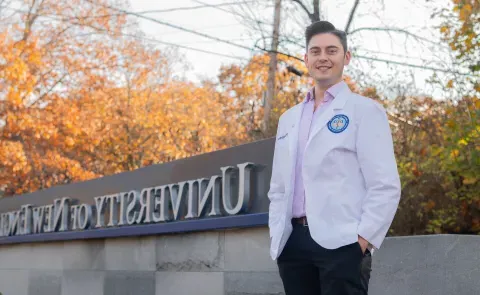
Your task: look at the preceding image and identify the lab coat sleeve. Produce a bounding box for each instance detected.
[268,119,286,237]
[356,102,401,249]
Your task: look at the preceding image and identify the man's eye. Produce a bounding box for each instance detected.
[328,50,337,54]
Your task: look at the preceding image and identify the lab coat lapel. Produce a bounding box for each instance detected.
[286,104,302,189]
[287,104,302,157]
[305,87,351,149]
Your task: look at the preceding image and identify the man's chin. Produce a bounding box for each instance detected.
[314,76,334,84]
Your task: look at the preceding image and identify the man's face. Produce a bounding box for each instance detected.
[304,33,351,86]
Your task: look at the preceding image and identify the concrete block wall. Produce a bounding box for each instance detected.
[368,234,480,295]
[0,227,283,295]
[0,228,478,295]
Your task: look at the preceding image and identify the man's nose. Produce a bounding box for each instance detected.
[317,51,329,61]
[317,55,328,63]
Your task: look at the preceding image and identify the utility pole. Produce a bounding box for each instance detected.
[262,0,282,135]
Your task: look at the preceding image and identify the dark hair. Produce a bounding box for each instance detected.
[305,21,348,53]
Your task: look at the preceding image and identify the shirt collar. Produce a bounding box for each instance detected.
[304,80,347,103]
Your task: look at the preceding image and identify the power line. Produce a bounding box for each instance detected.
[136,23,244,38]
[354,54,473,77]
[119,32,257,62]
[3,2,269,66]
[126,34,275,68]
[84,0,303,64]
[6,2,270,63]
[348,27,442,46]
[0,2,256,22]
[354,48,435,63]
[131,1,257,14]
[71,30,271,67]
[0,6,243,38]
[9,0,476,77]
[192,0,273,26]
[0,5,269,70]
[175,37,258,46]
[84,0,258,53]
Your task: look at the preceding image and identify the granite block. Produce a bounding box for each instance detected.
[156,231,224,271]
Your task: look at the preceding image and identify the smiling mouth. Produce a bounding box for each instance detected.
[316,66,332,71]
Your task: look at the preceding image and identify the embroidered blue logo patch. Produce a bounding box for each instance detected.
[327,114,349,133]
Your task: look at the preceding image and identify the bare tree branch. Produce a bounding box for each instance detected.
[291,0,311,17]
[292,0,320,22]
[312,0,320,21]
[192,0,272,26]
[21,0,41,42]
[27,73,68,107]
[241,0,270,47]
[344,0,360,33]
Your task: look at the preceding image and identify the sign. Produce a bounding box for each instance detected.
[0,162,255,237]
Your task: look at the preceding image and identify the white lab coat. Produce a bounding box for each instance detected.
[268,85,401,260]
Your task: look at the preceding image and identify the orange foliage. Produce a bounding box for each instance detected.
[0,0,247,196]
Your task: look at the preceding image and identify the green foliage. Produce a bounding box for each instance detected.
[389,96,479,235]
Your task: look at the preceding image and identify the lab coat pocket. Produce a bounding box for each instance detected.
[325,121,356,152]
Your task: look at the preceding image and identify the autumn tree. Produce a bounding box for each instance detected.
[440,0,480,74]
[0,0,129,194]
[388,0,479,235]
[0,0,247,196]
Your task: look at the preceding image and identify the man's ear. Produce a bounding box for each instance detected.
[304,52,308,66]
[344,50,351,65]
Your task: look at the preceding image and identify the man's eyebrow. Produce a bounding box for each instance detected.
[309,45,340,51]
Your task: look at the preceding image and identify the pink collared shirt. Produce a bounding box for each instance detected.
[292,81,348,218]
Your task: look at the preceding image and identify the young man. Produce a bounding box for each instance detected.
[268,21,401,295]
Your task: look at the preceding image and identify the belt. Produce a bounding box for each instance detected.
[292,216,308,226]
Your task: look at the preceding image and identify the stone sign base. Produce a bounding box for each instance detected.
[0,228,478,295]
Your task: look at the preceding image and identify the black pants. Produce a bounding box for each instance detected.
[277,223,372,295]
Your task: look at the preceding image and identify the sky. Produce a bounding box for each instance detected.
[126,0,454,97]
